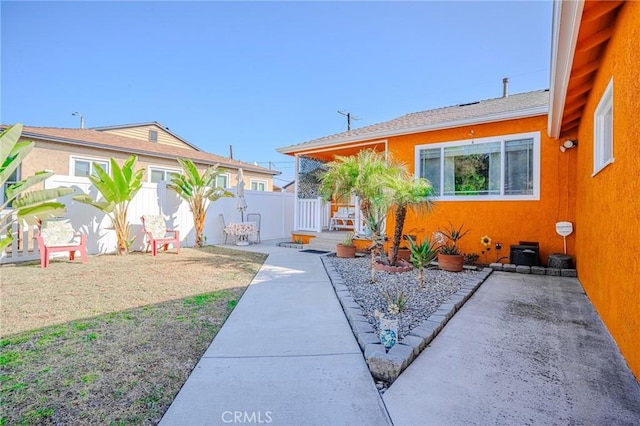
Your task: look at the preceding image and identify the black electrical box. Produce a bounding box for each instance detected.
[510,243,540,266]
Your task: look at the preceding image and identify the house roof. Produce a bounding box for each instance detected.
[548,1,625,137]
[90,121,202,151]
[7,125,279,176]
[278,90,549,155]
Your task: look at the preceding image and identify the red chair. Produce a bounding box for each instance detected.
[141,215,180,256]
[35,218,87,268]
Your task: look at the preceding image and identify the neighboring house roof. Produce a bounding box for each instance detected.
[548,1,625,137]
[8,125,279,176]
[91,121,202,151]
[278,90,549,154]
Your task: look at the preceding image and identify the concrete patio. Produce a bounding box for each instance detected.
[161,240,640,425]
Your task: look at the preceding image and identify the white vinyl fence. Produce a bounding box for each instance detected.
[0,175,294,264]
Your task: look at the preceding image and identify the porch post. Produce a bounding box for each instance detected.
[293,154,300,231]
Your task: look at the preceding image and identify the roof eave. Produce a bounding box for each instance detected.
[278,105,548,155]
[548,0,584,138]
[21,131,279,176]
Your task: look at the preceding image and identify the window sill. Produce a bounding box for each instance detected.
[592,157,615,177]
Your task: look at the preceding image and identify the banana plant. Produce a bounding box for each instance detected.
[73,155,145,255]
[167,158,233,248]
[1,123,74,251]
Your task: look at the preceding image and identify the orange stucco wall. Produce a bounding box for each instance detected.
[386,115,575,265]
[573,1,640,379]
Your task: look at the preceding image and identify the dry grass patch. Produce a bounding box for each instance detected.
[0,246,266,425]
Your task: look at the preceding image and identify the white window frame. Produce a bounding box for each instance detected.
[70,156,110,178]
[215,173,230,188]
[414,131,541,201]
[250,179,267,191]
[593,78,614,176]
[148,166,181,183]
[1,165,20,206]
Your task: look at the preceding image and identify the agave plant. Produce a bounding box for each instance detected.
[406,236,438,287]
[167,158,233,248]
[73,155,145,255]
[0,123,73,251]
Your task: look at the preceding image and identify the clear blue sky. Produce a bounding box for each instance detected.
[1,1,552,185]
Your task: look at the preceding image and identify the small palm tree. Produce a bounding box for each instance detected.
[73,155,145,255]
[1,123,73,250]
[167,158,233,248]
[406,236,438,287]
[386,176,435,265]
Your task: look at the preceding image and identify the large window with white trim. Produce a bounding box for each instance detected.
[149,167,181,183]
[416,132,540,200]
[594,78,614,175]
[71,157,109,178]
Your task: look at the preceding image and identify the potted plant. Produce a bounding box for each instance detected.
[435,223,470,272]
[336,232,357,258]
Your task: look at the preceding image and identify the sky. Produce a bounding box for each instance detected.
[1,0,553,185]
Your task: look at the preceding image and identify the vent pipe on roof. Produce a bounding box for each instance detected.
[502,78,509,98]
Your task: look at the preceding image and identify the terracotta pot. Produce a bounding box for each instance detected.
[438,253,464,272]
[388,248,411,262]
[373,258,413,273]
[336,243,356,258]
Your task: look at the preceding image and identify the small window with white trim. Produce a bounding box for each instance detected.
[594,78,614,175]
[250,179,267,191]
[215,173,229,188]
[71,157,109,178]
[1,166,19,206]
[149,130,158,142]
[149,167,181,183]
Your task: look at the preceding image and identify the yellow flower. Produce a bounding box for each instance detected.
[481,235,492,248]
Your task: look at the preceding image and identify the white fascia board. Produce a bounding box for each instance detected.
[548,0,584,138]
[277,105,548,154]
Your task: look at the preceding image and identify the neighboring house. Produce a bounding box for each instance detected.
[548,1,639,380]
[278,0,639,380]
[1,122,279,203]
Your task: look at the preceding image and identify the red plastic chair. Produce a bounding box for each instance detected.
[35,219,88,268]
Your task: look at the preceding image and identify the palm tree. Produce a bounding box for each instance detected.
[167,158,233,248]
[1,123,74,250]
[386,176,435,265]
[73,155,145,255]
[319,149,404,227]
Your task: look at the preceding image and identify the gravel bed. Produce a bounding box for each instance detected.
[327,254,482,340]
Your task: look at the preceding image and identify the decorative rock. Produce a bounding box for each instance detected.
[516,265,531,274]
[546,268,561,276]
[503,264,517,272]
[489,263,503,271]
[367,353,404,382]
[531,266,546,275]
[548,253,573,269]
[561,269,578,277]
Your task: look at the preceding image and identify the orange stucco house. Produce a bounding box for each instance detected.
[278,0,639,379]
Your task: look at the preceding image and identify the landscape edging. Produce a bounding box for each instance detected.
[321,256,493,383]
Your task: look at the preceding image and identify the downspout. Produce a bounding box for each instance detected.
[293,154,300,232]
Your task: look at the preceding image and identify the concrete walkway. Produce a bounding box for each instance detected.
[162,241,640,425]
[383,272,640,425]
[160,241,391,426]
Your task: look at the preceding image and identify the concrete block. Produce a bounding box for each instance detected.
[531,266,546,275]
[367,353,403,382]
[399,335,424,356]
[546,268,561,276]
[561,269,578,277]
[357,332,381,351]
[364,343,386,359]
[516,265,531,274]
[489,262,503,271]
[410,320,440,341]
[352,320,375,335]
[429,313,448,324]
[388,343,415,369]
[503,264,517,272]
